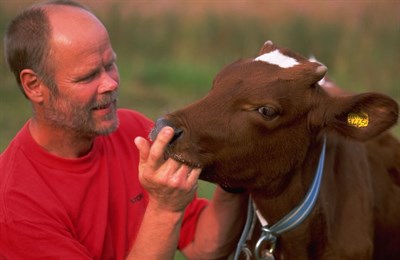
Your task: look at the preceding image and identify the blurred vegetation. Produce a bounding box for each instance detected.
[0,2,399,259]
[1,2,399,149]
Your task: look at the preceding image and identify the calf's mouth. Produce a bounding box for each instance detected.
[164,149,202,169]
[150,118,202,169]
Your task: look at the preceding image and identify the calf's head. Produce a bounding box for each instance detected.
[151,41,399,194]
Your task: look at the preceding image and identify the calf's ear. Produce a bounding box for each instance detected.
[310,93,399,141]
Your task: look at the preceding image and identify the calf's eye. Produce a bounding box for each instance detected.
[258,106,279,120]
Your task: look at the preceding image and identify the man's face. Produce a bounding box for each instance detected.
[42,7,120,137]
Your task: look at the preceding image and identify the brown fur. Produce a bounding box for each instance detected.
[151,41,400,259]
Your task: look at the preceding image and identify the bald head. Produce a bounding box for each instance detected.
[44,4,111,78]
[4,0,105,97]
[45,4,108,47]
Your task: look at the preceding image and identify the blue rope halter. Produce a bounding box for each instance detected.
[234,135,327,260]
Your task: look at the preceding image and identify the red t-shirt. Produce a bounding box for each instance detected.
[0,109,208,259]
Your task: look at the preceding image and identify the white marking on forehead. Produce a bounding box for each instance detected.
[254,50,300,68]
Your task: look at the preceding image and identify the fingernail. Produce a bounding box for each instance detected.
[162,127,173,136]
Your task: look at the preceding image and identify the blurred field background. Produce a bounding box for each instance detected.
[0,1,399,259]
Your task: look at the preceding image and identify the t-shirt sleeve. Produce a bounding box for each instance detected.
[177,196,209,250]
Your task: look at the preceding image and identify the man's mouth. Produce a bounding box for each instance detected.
[92,100,116,110]
[93,103,111,110]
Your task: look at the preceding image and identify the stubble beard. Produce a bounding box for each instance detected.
[44,90,119,138]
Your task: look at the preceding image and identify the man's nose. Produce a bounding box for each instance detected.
[99,71,119,93]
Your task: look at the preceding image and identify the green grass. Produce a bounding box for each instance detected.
[0,2,399,259]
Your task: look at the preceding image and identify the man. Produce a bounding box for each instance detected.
[0,1,247,259]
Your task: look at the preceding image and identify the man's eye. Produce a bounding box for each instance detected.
[80,72,98,83]
[257,106,279,120]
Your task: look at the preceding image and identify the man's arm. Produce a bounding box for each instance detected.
[128,127,201,259]
[181,188,248,259]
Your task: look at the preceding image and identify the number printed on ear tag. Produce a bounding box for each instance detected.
[347,111,369,128]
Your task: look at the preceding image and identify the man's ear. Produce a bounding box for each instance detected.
[20,69,45,103]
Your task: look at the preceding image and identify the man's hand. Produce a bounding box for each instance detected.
[128,127,202,259]
[134,126,201,212]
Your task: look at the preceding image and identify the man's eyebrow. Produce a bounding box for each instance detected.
[110,52,117,63]
[108,57,116,65]
[104,52,117,67]
[73,51,117,82]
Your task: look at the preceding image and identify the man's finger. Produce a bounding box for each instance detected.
[134,137,150,162]
[187,168,202,184]
[134,137,151,175]
[147,127,174,169]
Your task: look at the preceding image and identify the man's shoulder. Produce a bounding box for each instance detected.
[0,131,24,182]
[0,135,33,223]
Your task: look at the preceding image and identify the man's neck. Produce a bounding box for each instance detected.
[29,118,95,159]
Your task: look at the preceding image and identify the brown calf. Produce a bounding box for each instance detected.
[151,41,400,259]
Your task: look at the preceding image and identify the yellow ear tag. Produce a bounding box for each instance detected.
[347,111,369,128]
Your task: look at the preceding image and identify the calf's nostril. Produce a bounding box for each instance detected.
[150,118,183,145]
[150,118,171,141]
[169,128,183,145]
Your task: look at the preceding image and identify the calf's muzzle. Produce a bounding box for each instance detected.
[150,117,183,146]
